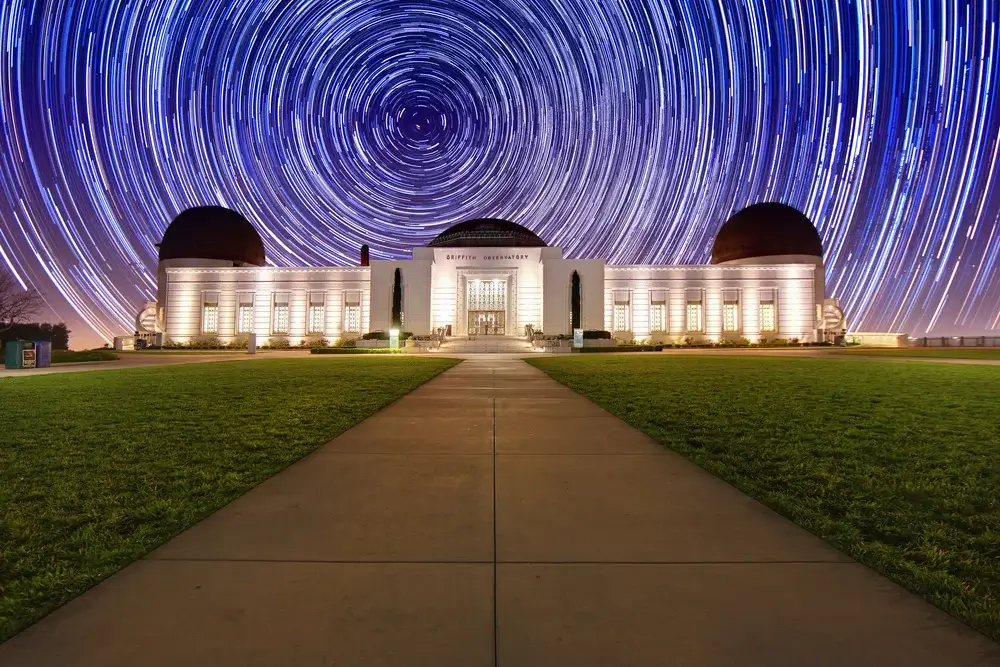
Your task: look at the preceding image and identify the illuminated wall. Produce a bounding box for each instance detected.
[164,266,371,344]
[604,264,817,342]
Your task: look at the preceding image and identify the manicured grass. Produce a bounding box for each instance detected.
[117,348,292,355]
[526,355,1000,641]
[50,349,119,363]
[837,347,1000,360]
[0,356,458,642]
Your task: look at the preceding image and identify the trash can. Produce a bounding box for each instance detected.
[4,340,35,369]
[34,340,52,368]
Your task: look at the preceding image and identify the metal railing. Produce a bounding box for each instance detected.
[910,336,1000,347]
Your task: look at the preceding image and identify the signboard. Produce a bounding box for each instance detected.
[573,328,584,348]
[389,330,400,349]
[22,349,36,369]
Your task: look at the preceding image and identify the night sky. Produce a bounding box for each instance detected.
[1,0,998,346]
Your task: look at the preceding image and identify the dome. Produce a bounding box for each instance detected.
[711,202,822,264]
[427,218,547,248]
[157,206,266,265]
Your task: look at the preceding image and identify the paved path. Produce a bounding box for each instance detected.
[1,357,997,666]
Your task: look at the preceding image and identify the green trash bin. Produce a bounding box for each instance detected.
[4,340,36,369]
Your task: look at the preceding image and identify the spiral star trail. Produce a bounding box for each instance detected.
[1,0,998,344]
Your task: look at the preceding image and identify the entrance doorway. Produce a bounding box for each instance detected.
[466,278,508,336]
[468,311,505,336]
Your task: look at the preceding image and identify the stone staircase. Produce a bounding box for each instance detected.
[437,336,534,355]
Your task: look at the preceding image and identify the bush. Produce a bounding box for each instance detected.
[582,330,612,339]
[190,334,221,349]
[574,345,663,353]
[300,336,329,348]
[226,334,249,350]
[310,347,404,355]
[268,336,291,349]
[333,337,357,348]
[362,330,413,341]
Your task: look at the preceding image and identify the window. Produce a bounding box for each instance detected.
[612,291,630,332]
[722,290,740,333]
[308,293,326,334]
[344,291,361,333]
[759,289,777,332]
[722,302,739,332]
[202,292,219,334]
[237,293,254,333]
[685,289,703,332]
[649,291,667,332]
[613,304,629,332]
[686,303,703,332]
[345,306,361,333]
[272,293,290,334]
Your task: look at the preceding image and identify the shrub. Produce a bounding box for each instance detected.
[582,330,612,339]
[301,336,329,348]
[268,336,291,348]
[311,347,404,354]
[191,334,221,349]
[362,331,388,341]
[575,345,663,353]
[333,337,357,348]
[226,334,249,350]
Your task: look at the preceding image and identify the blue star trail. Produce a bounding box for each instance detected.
[0,0,998,342]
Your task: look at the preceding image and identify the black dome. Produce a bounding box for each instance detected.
[157,206,266,265]
[711,202,822,264]
[427,218,547,248]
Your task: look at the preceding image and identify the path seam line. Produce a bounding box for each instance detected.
[491,361,499,667]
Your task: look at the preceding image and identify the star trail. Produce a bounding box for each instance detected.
[1,0,998,343]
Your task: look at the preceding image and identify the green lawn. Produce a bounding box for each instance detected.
[51,349,120,363]
[837,347,1000,360]
[0,356,458,642]
[526,355,1000,641]
[117,348,293,355]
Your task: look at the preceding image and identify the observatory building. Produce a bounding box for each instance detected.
[137,203,845,345]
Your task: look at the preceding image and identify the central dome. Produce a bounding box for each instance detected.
[427,218,547,248]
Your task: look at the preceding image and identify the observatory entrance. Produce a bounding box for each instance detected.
[466,279,507,336]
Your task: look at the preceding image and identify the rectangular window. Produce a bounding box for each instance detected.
[237,293,255,334]
[344,306,361,333]
[308,292,326,334]
[685,288,703,332]
[649,290,667,332]
[686,303,703,332]
[723,302,740,332]
[202,292,219,334]
[344,291,361,333]
[613,304,630,332]
[722,289,740,333]
[612,290,630,332]
[272,293,290,334]
[759,288,777,332]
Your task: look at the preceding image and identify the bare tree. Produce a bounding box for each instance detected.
[0,269,44,333]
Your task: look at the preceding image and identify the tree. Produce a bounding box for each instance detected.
[570,270,581,330]
[391,267,403,329]
[0,269,44,334]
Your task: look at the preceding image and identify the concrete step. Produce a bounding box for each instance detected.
[438,337,533,354]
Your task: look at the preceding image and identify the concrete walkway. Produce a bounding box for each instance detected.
[1,357,997,666]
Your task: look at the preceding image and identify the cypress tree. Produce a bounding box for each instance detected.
[391,267,402,329]
[571,270,581,330]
